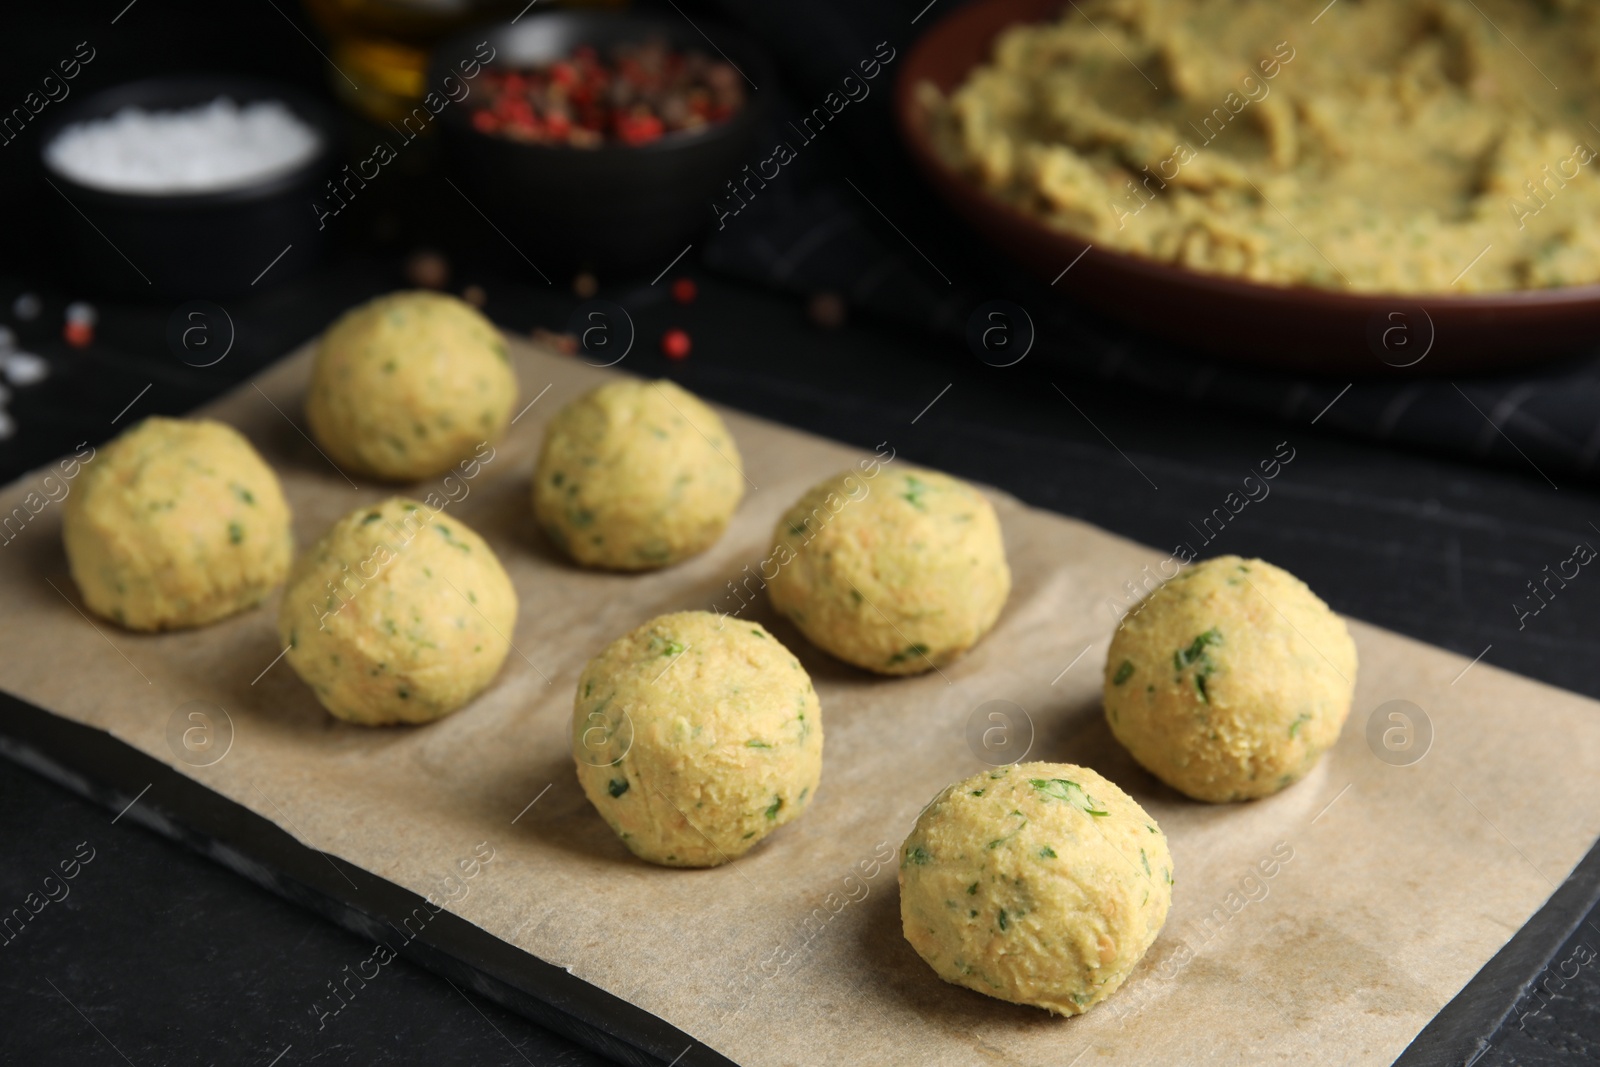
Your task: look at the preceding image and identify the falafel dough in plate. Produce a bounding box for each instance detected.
[928,0,1600,292]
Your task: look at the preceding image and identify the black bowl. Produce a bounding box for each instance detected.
[430,13,770,276]
[37,75,338,299]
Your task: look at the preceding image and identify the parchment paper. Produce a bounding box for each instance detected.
[2,341,1598,1067]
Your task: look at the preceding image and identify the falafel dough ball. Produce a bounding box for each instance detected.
[533,379,744,569]
[899,762,1172,1015]
[1104,555,1358,803]
[765,467,1010,675]
[277,497,517,725]
[571,611,822,867]
[306,291,516,481]
[62,417,292,631]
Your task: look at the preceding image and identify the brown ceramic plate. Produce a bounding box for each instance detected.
[894,0,1600,375]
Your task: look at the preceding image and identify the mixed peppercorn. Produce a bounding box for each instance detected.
[469,41,745,147]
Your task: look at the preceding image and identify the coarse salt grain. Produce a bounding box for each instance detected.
[4,353,48,387]
[45,97,320,195]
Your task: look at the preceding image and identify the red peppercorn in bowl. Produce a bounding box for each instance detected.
[468,41,746,148]
[433,13,768,273]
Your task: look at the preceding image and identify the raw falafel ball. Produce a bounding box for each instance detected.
[765,467,1010,675]
[62,417,292,631]
[533,379,743,569]
[306,291,516,481]
[277,497,517,725]
[572,611,821,867]
[1104,555,1358,802]
[899,762,1172,1014]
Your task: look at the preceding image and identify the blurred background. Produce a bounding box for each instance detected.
[5,0,1600,488]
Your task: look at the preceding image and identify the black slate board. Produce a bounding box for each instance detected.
[0,691,736,1067]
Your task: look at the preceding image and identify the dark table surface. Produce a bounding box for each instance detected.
[2,2,1599,1064]
[1,255,1598,1066]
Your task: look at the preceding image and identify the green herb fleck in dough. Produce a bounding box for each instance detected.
[361,512,382,525]
[1029,777,1110,817]
[997,908,1009,931]
[1174,628,1223,670]
[902,474,929,510]
[1140,848,1151,876]
[746,739,771,749]
[765,796,784,819]
[1112,660,1135,685]
[906,844,931,865]
[1174,627,1223,703]
[233,485,255,505]
[967,882,979,895]
[228,522,244,545]
[1039,846,1057,859]
[970,789,985,797]
[750,628,766,638]
[608,779,630,798]
[886,643,930,666]
[1290,713,1312,738]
